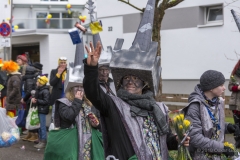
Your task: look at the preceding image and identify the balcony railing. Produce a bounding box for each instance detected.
[12,18,90,30]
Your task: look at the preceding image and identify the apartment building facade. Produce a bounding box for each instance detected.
[4,0,94,74]
[96,0,240,96]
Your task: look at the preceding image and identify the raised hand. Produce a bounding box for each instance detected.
[58,65,66,75]
[75,91,84,100]
[85,41,102,66]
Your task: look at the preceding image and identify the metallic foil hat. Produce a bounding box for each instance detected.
[86,0,113,67]
[98,46,113,67]
[64,34,85,92]
[110,0,161,96]
[231,9,240,32]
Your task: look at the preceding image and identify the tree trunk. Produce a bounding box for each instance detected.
[153,4,166,101]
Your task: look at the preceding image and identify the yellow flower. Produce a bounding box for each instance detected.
[183,119,191,128]
[173,116,178,123]
[229,144,234,150]
[178,125,183,130]
[224,142,235,150]
[179,114,184,121]
[231,75,234,78]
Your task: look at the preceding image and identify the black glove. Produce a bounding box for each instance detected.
[235,136,240,148]
[222,146,235,157]
[227,124,236,134]
[234,125,240,148]
[234,125,240,137]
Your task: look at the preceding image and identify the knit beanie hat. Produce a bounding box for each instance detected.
[37,75,48,85]
[32,62,43,70]
[200,70,225,91]
[17,54,27,63]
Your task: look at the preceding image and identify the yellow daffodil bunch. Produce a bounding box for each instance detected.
[221,142,239,159]
[172,113,192,160]
[230,75,237,84]
[224,142,235,150]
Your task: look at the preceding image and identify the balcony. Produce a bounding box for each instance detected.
[12,18,90,30]
[13,0,86,6]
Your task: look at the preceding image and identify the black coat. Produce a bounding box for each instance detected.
[0,71,7,97]
[49,68,67,105]
[58,98,82,129]
[35,85,50,114]
[83,63,178,160]
[23,66,42,102]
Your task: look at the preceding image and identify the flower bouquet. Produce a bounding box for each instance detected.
[222,142,240,160]
[230,75,239,85]
[173,113,192,160]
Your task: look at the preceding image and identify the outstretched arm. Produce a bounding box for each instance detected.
[83,41,115,116]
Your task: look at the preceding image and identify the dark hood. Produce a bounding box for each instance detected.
[38,85,49,91]
[188,84,209,107]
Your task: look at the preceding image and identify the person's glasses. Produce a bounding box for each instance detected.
[59,57,67,61]
[123,75,142,82]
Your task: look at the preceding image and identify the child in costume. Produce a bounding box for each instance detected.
[32,75,50,149]
[1,61,21,117]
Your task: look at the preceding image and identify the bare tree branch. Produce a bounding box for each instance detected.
[224,53,238,61]
[118,0,144,12]
[166,0,184,9]
[235,50,240,57]
[224,0,239,7]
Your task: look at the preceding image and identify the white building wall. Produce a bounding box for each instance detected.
[97,0,147,17]
[96,0,240,96]
[173,0,223,8]
[48,33,76,71]
[98,16,123,48]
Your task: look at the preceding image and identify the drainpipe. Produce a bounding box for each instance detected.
[9,0,13,60]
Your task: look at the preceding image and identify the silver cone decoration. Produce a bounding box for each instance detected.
[110,0,161,96]
[65,24,86,92]
[231,9,240,32]
[86,0,113,67]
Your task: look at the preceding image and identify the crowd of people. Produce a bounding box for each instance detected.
[2,0,240,159]
[0,42,240,160]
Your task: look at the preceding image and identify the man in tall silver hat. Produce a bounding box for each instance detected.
[97,49,116,96]
[83,0,190,159]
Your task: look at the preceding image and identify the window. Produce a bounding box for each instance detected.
[206,6,223,24]
[36,12,73,29]
[40,0,68,1]
[37,13,48,29]
[50,13,60,29]
[108,27,113,31]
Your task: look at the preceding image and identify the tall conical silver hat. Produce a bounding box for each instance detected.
[231,9,240,32]
[110,0,161,96]
[86,0,113,67]
[64,34,85,92]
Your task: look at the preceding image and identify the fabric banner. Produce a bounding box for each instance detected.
[44,126,78,160]
[91,128,104,160]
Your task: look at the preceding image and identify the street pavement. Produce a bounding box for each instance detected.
[0,132,235,160]
[0,139,44,160]
[0,110,52,160]
[0,108,236,160]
